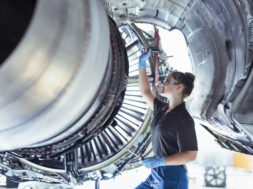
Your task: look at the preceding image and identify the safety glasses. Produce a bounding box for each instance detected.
[163,77,179,84]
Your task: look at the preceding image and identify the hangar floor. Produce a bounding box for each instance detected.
[1,166,253,189]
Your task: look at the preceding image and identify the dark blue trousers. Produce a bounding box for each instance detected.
[135,165,188,189]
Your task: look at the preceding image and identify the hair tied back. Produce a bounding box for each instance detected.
[184,72,195,83]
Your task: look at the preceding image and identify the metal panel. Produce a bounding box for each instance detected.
[103,0,190,29]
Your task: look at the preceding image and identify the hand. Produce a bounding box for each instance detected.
[141,156,165,168]
[139,48,151,69]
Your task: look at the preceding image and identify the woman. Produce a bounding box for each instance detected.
[135,49,198,189]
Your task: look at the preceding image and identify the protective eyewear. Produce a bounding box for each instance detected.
[163,77,179,84]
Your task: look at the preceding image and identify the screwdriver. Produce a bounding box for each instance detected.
[150,47,159,52]
[142,47,159,54]
[126,148,144,161]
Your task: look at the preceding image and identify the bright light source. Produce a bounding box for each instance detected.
[0,175,6,186]
[158,28,192,73]
[135,23,192,73]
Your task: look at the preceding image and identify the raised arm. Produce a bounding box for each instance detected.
[138,49,155,110]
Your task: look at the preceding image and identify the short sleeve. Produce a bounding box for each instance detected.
[177,118,198,152]
[153,97,168,117]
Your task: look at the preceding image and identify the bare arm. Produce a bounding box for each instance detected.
[139,69,155,110]
[164,151,198,165]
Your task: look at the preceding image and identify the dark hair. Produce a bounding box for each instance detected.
[170,71,195,97]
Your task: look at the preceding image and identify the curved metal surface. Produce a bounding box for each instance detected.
[103,0,190,30]
[74,25,153,171]
[0,24,153,183]
[1,0,253,185]
[0,0,110,150]
[104,0,253,151]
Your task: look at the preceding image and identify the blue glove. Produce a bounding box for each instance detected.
[141,156,165,168]
[139,48,151,69]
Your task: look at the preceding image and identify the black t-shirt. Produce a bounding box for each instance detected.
[150,97,198,157]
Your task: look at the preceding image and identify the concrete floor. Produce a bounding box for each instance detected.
[77,166,253,189]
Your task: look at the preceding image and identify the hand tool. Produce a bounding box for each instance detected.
[126,148,144,160]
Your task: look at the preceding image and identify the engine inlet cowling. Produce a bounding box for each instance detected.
[0,0,128,156]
